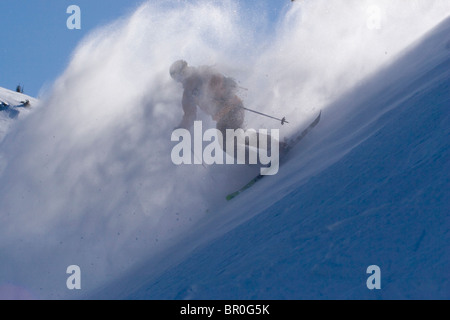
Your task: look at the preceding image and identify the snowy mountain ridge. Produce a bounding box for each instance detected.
[0,87,37,142]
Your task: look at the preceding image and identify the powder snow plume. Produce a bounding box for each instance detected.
[0,0,448,298]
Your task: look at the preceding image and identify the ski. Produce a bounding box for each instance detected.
[282,110,321,157]
[226,174,265,201]
[226,111,322,201]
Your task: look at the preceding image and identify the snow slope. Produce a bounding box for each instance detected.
[94,16,450,300]
[0,1,448,300]
[0,87,37,142]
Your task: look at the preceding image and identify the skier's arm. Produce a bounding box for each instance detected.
[177,90,197,129]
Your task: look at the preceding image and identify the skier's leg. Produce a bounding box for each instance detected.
[257,130,288,158]
[217,105,286,163]
[216,106,245,158]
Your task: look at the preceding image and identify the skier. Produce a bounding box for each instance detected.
[170,60,244,132]
[170,60,282,161]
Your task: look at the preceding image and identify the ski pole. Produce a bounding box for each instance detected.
[242,107,289,125]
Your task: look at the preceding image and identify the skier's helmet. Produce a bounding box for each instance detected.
[170,60,188,82]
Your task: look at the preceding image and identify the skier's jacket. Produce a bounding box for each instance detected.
[179,66,241,128]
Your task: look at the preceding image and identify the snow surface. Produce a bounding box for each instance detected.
[0,87,37,143]
[0,0,449,300]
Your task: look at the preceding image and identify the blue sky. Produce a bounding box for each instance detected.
[0,0,146,97]
[0,0,284,97]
